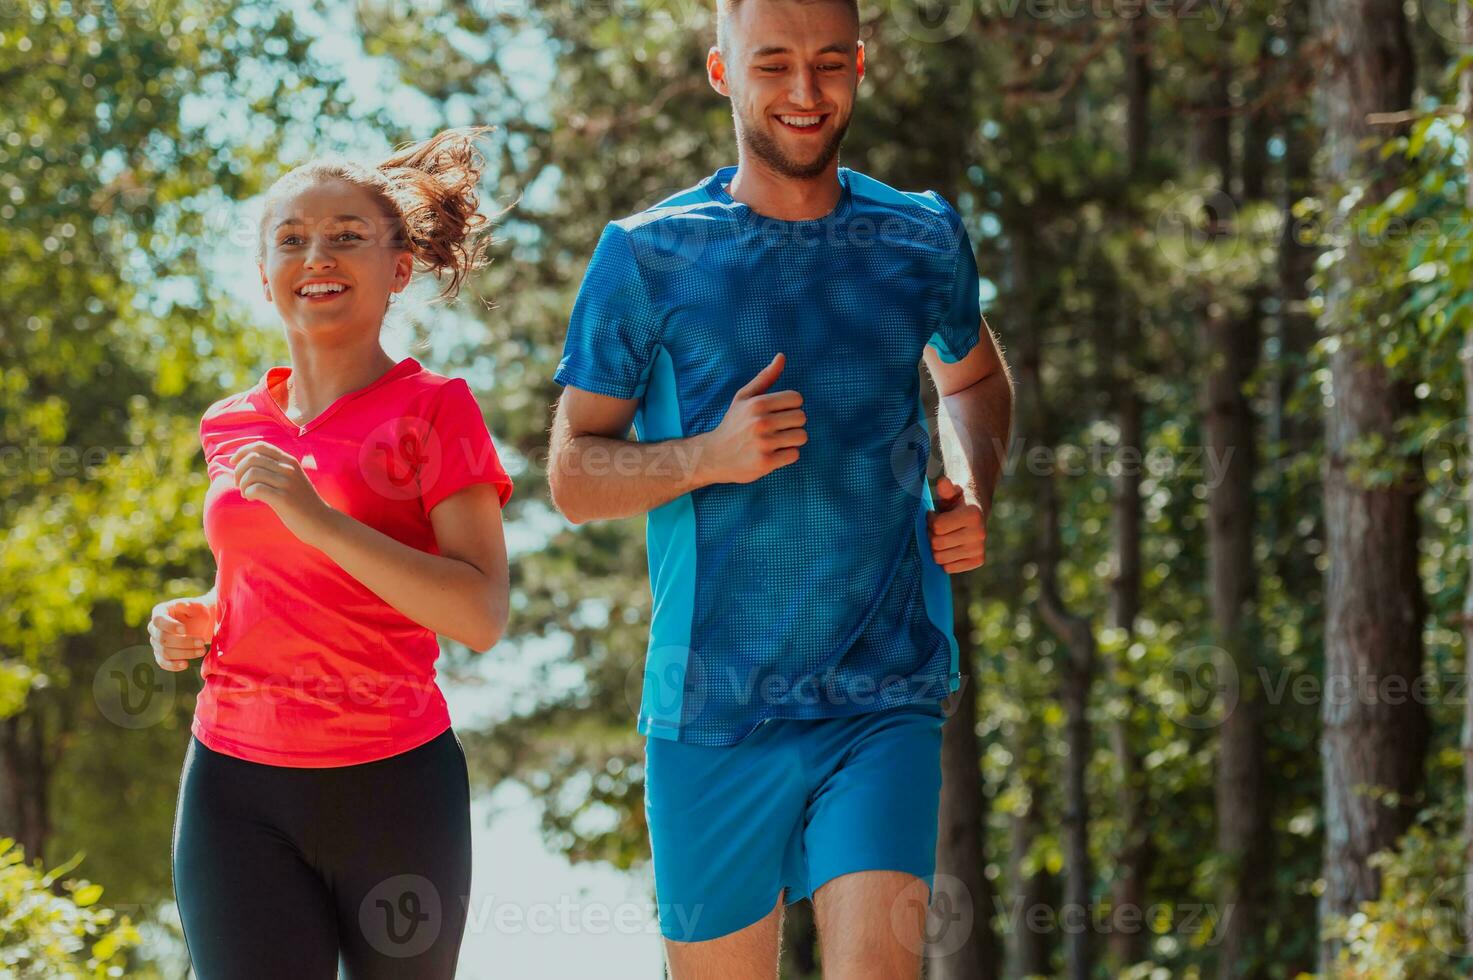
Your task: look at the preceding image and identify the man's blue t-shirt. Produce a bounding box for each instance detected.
[555,165,983,746]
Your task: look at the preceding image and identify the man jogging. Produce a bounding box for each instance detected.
[548,1,1012,976]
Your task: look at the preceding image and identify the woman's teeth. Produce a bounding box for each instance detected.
[297,283,347,297]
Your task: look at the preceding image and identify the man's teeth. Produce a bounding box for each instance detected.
[780,115,822,128]
[298,283,347,296]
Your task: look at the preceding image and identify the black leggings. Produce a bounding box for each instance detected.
[172,728,472,979]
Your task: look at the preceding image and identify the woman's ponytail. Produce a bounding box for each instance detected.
[378,126,497,302]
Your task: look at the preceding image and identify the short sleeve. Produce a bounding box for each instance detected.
[199,413,212,465]
[925,195,983,364]
[553,222,663,399]
[199,399,232,482]
[418,379,514,515]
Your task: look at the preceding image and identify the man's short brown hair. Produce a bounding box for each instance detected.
[716,0,861,55]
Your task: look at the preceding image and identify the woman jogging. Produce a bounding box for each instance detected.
[150,128,514,979]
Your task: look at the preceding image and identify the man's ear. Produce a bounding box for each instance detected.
[707,46,730,97]
[856,40,865,85]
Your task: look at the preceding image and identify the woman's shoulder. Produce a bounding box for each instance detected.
[199,386,260,432]
[393,361,483,411]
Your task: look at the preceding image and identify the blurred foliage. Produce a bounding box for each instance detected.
[0,0,352,971]
[371,0,1326,976]
[1325,805,1472,979]
[0,837,143,979]
[1316,59,1473,977]
[6,0,1473,977]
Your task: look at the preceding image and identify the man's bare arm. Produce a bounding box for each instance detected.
[548,353,808,525]
[924,315,1014,516]
[548,387,706,524]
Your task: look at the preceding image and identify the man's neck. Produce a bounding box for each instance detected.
[726,154,842,221]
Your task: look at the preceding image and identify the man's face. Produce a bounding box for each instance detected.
[709,1,864,180]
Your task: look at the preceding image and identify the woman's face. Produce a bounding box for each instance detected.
[258,178,412,338]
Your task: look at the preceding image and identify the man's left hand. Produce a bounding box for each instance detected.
[927,476,987,574]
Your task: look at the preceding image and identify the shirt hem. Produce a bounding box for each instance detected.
[553,367,638,401]
[190,714,453,768]
[638,670,959,747]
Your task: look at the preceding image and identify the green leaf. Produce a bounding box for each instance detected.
[1408,117,1434,158]
[72,883,103,907]
[1385,187,1416,215]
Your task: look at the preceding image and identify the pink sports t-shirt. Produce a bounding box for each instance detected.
[193,356,514,767]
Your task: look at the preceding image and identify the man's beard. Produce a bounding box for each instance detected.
[736,107,850,180]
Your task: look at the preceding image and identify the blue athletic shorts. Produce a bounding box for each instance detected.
[643,701,946,942]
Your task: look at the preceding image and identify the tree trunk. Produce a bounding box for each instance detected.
[1271,0,1318,580]
[1213,127,1269,980]
[933,577,1002,979]
[1015,230,1095,980]
[1106,383,1154,970]
[1004,765,1055,979]
[1190,26,1274,975]
[1124,12,1152,177]
[0,708,51,862]
[1204,293,1267,980]
[1462,304,1473,958]
[782,899,819,978]
[1107,16,1155,969]
[922,35,999,977]
[1054,620,1094,980]
[1269,50,1322,972]
[1106,709,1154,969]
[1460,0,1473,957]
[1315,0,1428,971]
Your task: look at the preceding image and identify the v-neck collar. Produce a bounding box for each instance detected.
[258,356,420,436]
